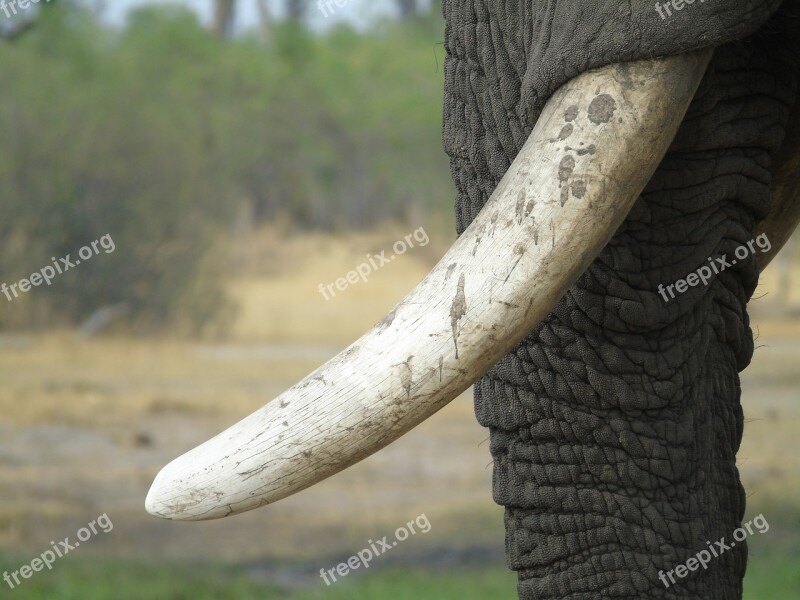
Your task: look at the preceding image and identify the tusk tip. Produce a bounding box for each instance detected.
[144,409,290,521]
[144,464,184,521]
[145,456,227,522]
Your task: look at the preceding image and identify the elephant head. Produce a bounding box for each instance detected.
[146,1,800,598]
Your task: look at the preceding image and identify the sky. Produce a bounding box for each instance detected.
[102,0,402,32]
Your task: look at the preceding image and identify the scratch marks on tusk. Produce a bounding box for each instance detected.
[515,189,526,224]
[444,262,457,282]
[516,189,538,225]
[504,243,526,284]
[399,356,413,399]
[449,274,467,359]
[378,307,397,331]
[489,210,499,237]
[471,223,487,256]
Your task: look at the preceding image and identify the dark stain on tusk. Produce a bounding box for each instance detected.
[450,274,467,359]
[565,105,579,122]
[588,93,617,124]
[558,155,576,183]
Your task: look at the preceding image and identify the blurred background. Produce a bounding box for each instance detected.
[0,1,797,598]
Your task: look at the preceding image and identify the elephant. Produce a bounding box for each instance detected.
[146,1,800,598]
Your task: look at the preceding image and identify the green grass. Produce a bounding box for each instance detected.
[0,556,516,600]
[297,568,516,600]
[0,554,796,599]
[743,556,800,600]
[0,558,279,600]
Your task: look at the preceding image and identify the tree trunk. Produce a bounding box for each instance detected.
[212,0,236,39]
[255,0,272,42]
[286,0,305,23]
[396,0,417,19]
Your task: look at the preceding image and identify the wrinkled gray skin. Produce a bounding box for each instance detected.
[442,1,800,598]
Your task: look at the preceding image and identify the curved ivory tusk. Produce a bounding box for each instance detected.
[146,50,712,521]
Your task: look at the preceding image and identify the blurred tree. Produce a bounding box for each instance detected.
[286,0,305,23]
[255,0,272,42]
[0,3,452,333]
[396,0,418,18]
[212,0,236,38]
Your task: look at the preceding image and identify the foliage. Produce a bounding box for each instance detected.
[0,5,450,332]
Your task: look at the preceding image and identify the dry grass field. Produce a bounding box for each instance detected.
[0,227,798,597]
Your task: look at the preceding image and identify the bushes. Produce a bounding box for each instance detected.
[0,5,451,333]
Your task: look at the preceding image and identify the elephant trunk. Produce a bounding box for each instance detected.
[476,40,798,599]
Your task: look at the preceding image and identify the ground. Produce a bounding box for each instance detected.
[0,227,798,598]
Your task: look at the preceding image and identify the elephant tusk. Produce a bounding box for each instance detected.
[146,49,712,521]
